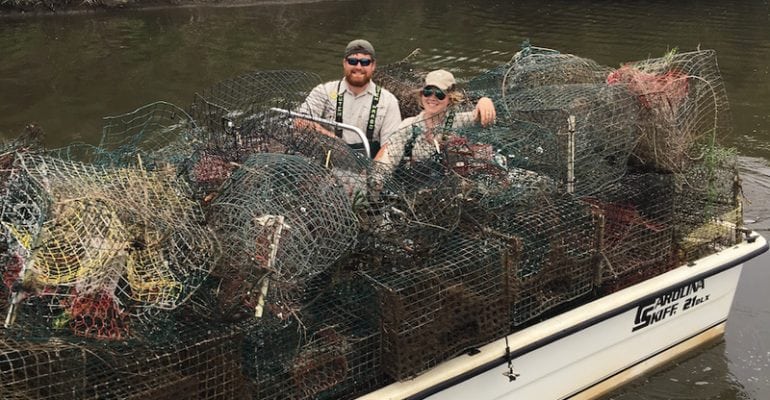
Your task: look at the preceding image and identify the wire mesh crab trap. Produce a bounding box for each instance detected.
[183,69,371,203]
[203,153,358,321]
[479,190,599,325]
[242,270,386,400]
[372,49,429,118]
[0,152,218,340]
[366,231,510,380]
[0,322,250,399]
[499,83,640,195]
[450,119,563,180]
[673,145,742,261]
[607,49,731,174]
[466,45,612,102]
[0,44,748,400]
[190,70,323,151]
[586,173,677,293]
[99,101,201,168]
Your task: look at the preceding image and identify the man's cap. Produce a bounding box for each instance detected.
[344,39,376,59]
[424,69,456,91]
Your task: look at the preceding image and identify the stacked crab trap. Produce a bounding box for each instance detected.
[0,47,742,399]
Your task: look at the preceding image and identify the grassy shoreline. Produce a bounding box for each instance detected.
[1,0,266,14]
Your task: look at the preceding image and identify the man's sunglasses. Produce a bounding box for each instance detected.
[421,86,447,100]
[346,57,373,67]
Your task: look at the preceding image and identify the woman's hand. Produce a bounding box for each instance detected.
[474,97,497,126]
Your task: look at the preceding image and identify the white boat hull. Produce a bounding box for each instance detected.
[360,233,768,400]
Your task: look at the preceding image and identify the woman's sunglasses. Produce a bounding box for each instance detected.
[421,86,447,100]
[346,57,373,67]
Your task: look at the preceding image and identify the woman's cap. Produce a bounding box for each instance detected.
[344,39,376,59]
[424,69,456,90]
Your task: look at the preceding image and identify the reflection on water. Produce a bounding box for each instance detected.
[1,0,770,398]
[740,157,770,230]
[603,342,746,400]
[725,234,770,400]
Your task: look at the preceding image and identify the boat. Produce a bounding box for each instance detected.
[0,45,767,399]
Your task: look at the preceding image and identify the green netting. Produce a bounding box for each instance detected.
[44,142,106,164]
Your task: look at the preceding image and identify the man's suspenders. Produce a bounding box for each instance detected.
[334,80,382,157]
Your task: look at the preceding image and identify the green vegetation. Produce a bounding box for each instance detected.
[0,0,217,13]
[2,0,111,13]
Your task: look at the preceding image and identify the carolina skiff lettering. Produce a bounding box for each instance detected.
[632,279,709,332]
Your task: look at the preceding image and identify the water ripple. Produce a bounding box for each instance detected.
[739,156,770,229]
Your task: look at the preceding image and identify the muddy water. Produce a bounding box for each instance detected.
[1,0,769,398]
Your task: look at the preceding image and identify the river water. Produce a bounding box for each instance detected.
[1,0,769,398]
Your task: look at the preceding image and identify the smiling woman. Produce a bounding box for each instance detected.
[373,68,496,170]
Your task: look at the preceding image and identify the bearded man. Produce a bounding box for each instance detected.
[296,39,402,157]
